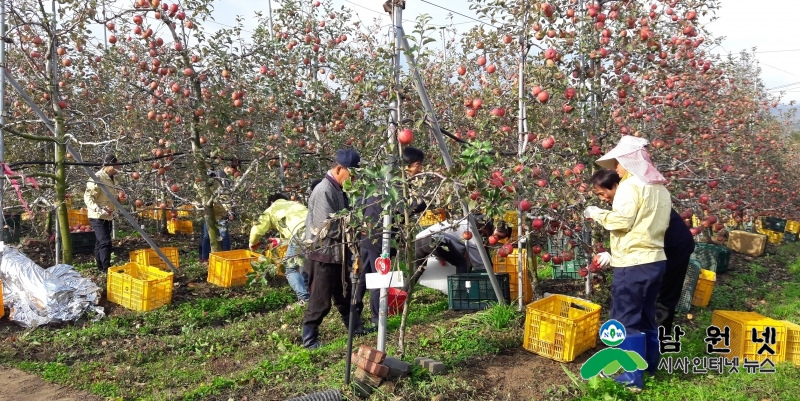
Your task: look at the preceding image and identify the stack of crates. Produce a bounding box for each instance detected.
[67,209,89,227]
[523,294,602,362]
[547,236,589,279]
[107,262,174,311]
[693,242,730,273]
[130,247,180,271]
[492,248,533,304]
[207,250,260,287]
[676,258,703,312]
[446,272,510,311]
[711,310,787,364]
[691,269,716,307]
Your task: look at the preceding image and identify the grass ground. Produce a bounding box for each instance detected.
[0,233,798,401]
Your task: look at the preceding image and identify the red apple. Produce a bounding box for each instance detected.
[463,231,473,240]
[519,199,532,211]
[398,128,414,145]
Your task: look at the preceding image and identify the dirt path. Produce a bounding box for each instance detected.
[0,366,101,401]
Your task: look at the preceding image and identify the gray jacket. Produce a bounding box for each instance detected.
[304,174,349,264]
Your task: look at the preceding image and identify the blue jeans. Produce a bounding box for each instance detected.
[201,220,231,261]
[285,234,309,301]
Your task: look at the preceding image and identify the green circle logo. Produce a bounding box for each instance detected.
[599,319,626,347]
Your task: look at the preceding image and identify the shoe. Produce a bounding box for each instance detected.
[613,330,645,392]
[286,300,307,311]
[644,329,660,376]
[304,341,322,350]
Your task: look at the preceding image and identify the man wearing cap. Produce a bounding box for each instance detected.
[301,149,364,349]
[584,136,671,391]
[84,154,122,272]
[355,146,428,329]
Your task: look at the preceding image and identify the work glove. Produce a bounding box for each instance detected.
[584,206,602,220]
[594,252,611,268]
[249,242,261,251]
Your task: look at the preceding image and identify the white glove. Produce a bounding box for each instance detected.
[584,206,602,220]
[596,252,611,267]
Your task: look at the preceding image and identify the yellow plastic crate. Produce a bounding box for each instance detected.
[265,245,289,276]
[167,219,193,234]
[208,249,260,287]
[766,230,783,245]
[711,310,787,364]
[67,209,89,227]
[107,262,174,312]
[177,205,194,218]
[492,248,532,304]
[786,221,800,235]
[420,209,446,227]
[783,320,800,366]
[691,269,716,307]
[523,294,601,362]
[130,247,180,271]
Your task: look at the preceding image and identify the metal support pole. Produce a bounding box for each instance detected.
[51,0,61,264]
[516,12,526,310]
[398,34,505,305]
[3,71,178,273]
[0,0,6,256]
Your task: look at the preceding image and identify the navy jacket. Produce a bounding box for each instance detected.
[664,208,695,260]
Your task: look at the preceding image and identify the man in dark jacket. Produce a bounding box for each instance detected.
[655,208,696,330]
[355,147,427,328]
[301,149,363,349]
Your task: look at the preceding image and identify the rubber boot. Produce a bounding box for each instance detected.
[302,324,321,349]
[644,329,660,375]
[614,330,645,392]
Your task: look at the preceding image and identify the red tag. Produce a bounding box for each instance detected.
[375,257,391,275]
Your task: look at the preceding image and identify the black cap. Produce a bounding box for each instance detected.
[103,154,118,165]
[402,146,425,165]
[336,149,361,168]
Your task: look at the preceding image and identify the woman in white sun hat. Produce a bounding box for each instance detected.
[583,135,672,392]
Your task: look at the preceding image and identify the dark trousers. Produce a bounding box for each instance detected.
[89,218,113,272]
[414,235,469,273]
[656,250,693,330]
[356,247,381,324]
[302,260,352,331]
[610,261,666,332]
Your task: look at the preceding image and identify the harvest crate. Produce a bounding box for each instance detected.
[107,262,174,312]
[711,310,787,364]
[786,220,800,235]
[207,249,260,287]
[419,208,446,227]
[763,217,787,233]
[265,244,289,276]
[71,231,96,254]
[167,219,193,235]
[782,320,800,366]
[694,243,730,273]
[676,258,702,313]
[523,294,601,363]
[755,218,766,235]
[492,248,533,304]
[446,273,510,311]
[177,205,194,217]
[68,209,89,227]
[691,269,716,307]
[130,247,180,271]
[784,232,798,243]
[500,210,520,242]
[766,230,783,245]
[547,237,589,279]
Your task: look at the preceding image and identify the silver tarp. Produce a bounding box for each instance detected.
[0,246,104,328]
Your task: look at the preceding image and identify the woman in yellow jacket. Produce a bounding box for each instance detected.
[249,193,310,306]
[584,136,671,391]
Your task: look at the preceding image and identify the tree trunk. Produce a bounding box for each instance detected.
[54,115,73,263]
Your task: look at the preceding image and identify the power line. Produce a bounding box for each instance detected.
[768,81,800,91]
[760,62,799,78]
[418,0,502,30]
[755,48,800,54]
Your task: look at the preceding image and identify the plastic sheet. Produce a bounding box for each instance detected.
[0,246,104,328]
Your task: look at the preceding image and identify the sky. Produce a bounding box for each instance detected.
[83,0,800,104]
